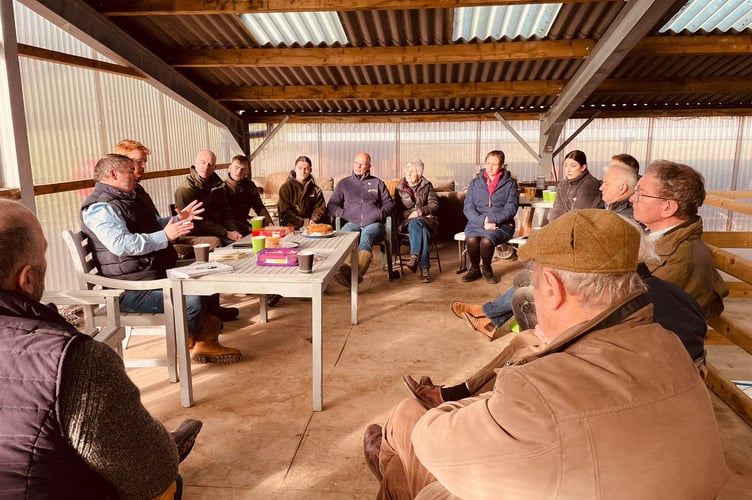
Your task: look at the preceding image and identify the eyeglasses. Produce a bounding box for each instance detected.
[353,161,370,167]
[634,186,672,202]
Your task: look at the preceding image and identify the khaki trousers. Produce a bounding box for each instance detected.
[377,399,437,499]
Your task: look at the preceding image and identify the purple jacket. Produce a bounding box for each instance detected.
[327,172,394,227]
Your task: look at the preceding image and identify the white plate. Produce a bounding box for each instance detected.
[302,230,336,239]
[281,240,300,248]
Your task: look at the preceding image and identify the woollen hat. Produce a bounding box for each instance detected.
[518,209,640,273]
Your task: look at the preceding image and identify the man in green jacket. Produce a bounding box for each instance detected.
[629,160,728,318]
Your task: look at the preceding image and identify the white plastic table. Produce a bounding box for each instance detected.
[170,231,359,410]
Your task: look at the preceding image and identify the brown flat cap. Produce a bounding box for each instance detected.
[518,209,640,273]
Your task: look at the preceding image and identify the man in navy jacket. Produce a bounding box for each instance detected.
[327,152,394,287]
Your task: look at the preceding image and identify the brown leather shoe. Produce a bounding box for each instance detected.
[462,312,496,340]
[449,301,484,319]
[402,375,444,409]
[363,424,383,481]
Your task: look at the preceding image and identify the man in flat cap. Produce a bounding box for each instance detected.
[363,209,727,499]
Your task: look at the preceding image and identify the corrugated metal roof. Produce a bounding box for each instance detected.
[29,0,748,121]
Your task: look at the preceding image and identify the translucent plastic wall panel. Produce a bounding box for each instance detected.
[319,123,398,181]
[559,117,650,180]
[14,2,104,59]
[20,59,103,184]
[480,120,540,185]
[164,103,213,169]
[251,123,321,178]
[38,191,89,291]
[399,122,478,189]
[98,73,165,164]
[651,116,740,231]
[731,116,752,231]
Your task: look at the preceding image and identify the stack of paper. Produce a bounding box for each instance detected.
[210,247,250,260]
[167,262,234,279]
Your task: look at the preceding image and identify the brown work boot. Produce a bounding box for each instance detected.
[334,265,352,288]
[191,314,242,364]
[357,249,373,280]
[450,301,484,319]
[462,312,496,340]
[402,375,444,409]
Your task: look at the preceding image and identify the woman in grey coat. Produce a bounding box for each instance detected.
[394,159,439,283]
[549,149,604,221]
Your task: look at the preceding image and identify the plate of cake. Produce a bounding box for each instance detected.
[302,223,335,238]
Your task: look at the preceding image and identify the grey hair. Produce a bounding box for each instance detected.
[404,159,425,176]
[549,269,646,306]
[93,154,132,181]
[603,162,638,192]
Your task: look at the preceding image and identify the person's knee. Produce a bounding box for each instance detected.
[513,269,533,288]
[385,398,428,447]
[185,296,205,318]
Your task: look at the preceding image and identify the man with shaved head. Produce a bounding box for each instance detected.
[0,199,190,498]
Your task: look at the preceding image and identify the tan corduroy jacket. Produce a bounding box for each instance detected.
[649,215,728,319]
[412,293,728,500]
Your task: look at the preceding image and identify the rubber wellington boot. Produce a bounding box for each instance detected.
[191,314,242,364]
[357,249,373,281]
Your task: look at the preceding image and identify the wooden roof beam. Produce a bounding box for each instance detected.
[243,107,752,124]
[171,40,593,68]
[17,44,144,78]
[213,76,752,101]
[215,80,567,101]
[98,0,609,16]
[171,34,751,69]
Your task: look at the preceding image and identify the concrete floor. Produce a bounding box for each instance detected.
[123,244,752,499]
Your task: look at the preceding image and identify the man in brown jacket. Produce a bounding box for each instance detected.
[364,209,728,499]
[629,160,728,318]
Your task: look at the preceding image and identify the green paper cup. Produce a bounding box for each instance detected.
[251,216,265,230]
[251,235,266,253]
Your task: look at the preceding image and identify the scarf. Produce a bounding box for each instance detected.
[484,170,502,199]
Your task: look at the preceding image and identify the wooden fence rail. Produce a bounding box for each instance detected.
[704,192,752,427]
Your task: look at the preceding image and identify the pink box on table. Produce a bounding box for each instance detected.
[256,247,300,266]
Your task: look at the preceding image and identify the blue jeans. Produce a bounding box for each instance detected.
[407,218,431,269]
[482,286,515,327]
[120,290,211,337]
[481,269,533,327]
[340,222,385,252]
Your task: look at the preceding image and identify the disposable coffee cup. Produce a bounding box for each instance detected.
[251,216,265,230]
[549,191,557,203]
[193,243,210,263]
[298,251,314,273]
[251,235,266,253]
[542,190,551,202]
